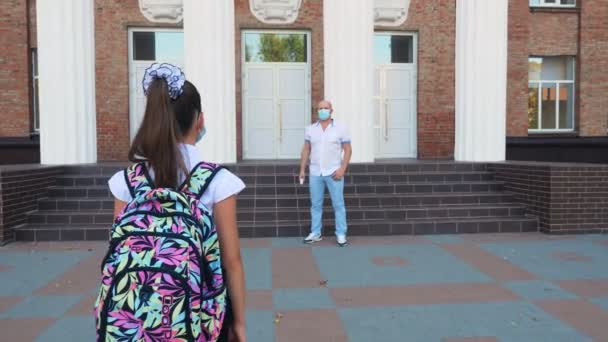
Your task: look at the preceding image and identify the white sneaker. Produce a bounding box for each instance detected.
[303,233,322,244]
[336,235,348,247]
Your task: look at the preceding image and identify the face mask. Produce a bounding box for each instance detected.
[318,109,331,121]
[196,127,206,144]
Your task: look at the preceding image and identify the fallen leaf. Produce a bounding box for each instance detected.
[319,280,328,286]
[274,312,284,325]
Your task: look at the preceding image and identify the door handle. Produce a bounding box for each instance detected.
[384,100,389,141]
[278,101,283,142]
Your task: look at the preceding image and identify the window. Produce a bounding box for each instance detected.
[244,33,307,63]
[132,31,184,62]
[529,0,576,8]
[374,34,414,64]
[31,48,39,132]
[528,56,575,132]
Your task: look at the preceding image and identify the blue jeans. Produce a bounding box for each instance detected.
[309,175,347,237]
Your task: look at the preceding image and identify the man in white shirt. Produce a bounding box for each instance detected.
[299,100,352,246]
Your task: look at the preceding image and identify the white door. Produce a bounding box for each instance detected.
[373,33,417,158]
[128,29,184,140]
[242,31,311,159]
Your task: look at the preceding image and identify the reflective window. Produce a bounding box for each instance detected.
[528,56,575,131]
[244,33,307,63]
[133,31,184,61]
[374,34,414,64]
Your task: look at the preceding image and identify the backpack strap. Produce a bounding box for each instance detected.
[181,161,225,200]
[124,162,154,199]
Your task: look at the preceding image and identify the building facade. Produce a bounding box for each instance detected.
[1,0,607,164]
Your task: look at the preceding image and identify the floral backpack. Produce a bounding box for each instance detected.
[94,162,226,341]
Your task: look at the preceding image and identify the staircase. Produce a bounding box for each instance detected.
[13,162,538,241]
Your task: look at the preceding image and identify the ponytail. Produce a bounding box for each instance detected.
[128,78,187,188]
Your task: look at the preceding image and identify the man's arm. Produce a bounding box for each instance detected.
[332,143,352,180]
[342,143,352,170]
[299,142,311,179]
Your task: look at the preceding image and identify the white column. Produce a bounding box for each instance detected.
[455,0,508,162]
[183,0,236,164]
[37,0,97,164]
[324,0,375,163]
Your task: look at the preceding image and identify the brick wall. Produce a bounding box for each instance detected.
[528,12,578,56]
[579,1,608,136]
[94,0,180,161]
[382,0,457,159]
[0,165,62,243]
[0,0,31,137]
[489,162,608,234]
[506,0,530,137]
[28,0,36,48]
[234,0,324,160]
[507,1,607,140]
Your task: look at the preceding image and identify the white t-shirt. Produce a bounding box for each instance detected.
[305,120,351,177]
[108,144,245,212]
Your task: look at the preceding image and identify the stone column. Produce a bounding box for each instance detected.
[183,0,237,163]
[455,0,508,162]
[37,0,97,164]
[324,0,375,163]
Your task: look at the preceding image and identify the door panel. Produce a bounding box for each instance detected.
[244,66,275,159]
[242,31,311,160]
[278,67,308,158]
[376,66,416,158]
[244,64,309,159]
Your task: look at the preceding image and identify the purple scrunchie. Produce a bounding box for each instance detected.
[142,63,186,100]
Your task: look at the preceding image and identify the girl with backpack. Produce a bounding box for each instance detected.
[95,63,246,341]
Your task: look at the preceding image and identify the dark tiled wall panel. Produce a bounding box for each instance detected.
[0,167,63,242]
[489,163,608,234]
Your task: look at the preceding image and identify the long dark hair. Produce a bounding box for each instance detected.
[128,79,202,188]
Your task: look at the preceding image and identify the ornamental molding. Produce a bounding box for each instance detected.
[139,0,183,24]
[249,0,303,24]
[374,0,411,26]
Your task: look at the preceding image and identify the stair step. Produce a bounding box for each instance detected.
[27,203,527,226]
[36,192,517,211]
[59,162,488,176]
[54,171,495,186]
[13,216,538,241]
[237,216,539,237]
[239,192,517,209]
[236,205,526,222]
[46,181,505,199]
[13,224,110,241]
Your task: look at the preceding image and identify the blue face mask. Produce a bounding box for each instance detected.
[318,109,331,121]
[196,127,206,144]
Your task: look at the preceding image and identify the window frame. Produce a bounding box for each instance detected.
[530,0,576,8]
[528,56,576,133]
[31,48,40,132]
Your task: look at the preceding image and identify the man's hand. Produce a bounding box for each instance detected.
[332,167,346,180]
[299,169,305,181]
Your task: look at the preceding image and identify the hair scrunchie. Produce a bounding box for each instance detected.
[142,63,186,100]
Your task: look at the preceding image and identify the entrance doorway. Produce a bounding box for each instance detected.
[128,28,184,140]
[373,32,418,158]
[242,31,311,159]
